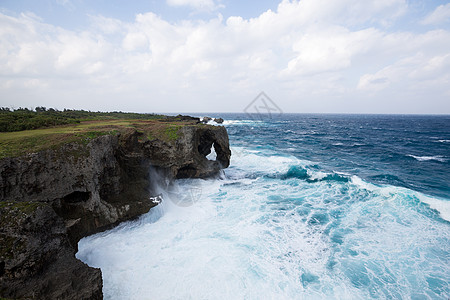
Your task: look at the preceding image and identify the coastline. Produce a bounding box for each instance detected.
[0,115,231,299]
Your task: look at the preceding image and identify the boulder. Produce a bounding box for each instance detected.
[201,116,211,123]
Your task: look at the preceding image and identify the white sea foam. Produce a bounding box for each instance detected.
[230,146,307,174]
[77,148,450,299]
[334,170,352,176]
[205,145,217,160]
[206,120,219,126]
[350,175,450,222]
[419,195,450,222]
[77,178,325,299]
[407,154,448,162]
[222,119,264,126]
[307,169,327,181]
[350,175,378,191]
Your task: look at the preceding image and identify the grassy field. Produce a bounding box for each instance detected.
[0,119,199,159]
[0,107,165,132]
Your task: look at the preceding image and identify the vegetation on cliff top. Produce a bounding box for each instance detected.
[0,110,207,159]
[0,107,164,132]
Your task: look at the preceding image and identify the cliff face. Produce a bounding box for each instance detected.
[0,122,231,299]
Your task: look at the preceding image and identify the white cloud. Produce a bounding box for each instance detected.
[166,0,222,11]
[357,30,450,92]
[274,0,407,27]
[284,27,381,76]
[421,3,450,25]
[0,13,111,78]
[55,0,75,11]
[0,1,449,113]
[89,15,124,35]
[123,32,148,51]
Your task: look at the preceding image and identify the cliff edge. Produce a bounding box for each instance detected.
[0,116,231,299]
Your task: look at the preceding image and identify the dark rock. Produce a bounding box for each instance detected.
[0,202,102,299]
[201,116,211,123]
[0,122,231,299]
[161,115,200,123]
[214,118,224,124]
[143,125,231,178]
[0,135,156,252]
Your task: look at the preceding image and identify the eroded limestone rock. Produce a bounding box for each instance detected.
[0,121,231,299]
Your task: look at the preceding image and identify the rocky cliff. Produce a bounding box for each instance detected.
[0,118,231,299]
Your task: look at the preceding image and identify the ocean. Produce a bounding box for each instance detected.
[77,113,450,299]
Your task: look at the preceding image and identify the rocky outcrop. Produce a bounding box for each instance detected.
[0,202,102,300]
[161,115,201,123]
[201,116,212,123]
[201,116,225,124]
[144,125,230,178]
[0,122,230,299]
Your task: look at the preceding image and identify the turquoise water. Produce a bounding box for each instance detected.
[77,114,450,299]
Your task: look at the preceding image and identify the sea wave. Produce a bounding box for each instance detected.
[222,119,265,126]
[407,154,448,162]
[350,175,450,222]
[232,147,450,224]
[418,195,450,222]
[332,142,369,147]
[77,144,450,299]
[280,165,349,183]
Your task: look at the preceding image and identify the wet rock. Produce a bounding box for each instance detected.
[201,116,211,123]
[143,124,231,178]
[0,202,102,299]
[0,121,231,299]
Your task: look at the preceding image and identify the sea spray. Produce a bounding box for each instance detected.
[77,114,450,299]
[77,147,449,299]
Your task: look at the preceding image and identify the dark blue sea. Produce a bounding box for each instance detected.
[78,114,450,299]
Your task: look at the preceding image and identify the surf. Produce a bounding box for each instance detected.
[77,145,449,299]
[77,114,450,299]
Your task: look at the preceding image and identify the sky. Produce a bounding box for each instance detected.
[0,0,450,114]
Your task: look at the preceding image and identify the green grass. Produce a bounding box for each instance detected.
[0,120,132,159]
[0,119,201,159]
[164,125,182,141]
[0,108,164,132]
[135,123,184,143]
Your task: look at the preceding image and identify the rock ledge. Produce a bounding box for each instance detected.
[0,120,230,299]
